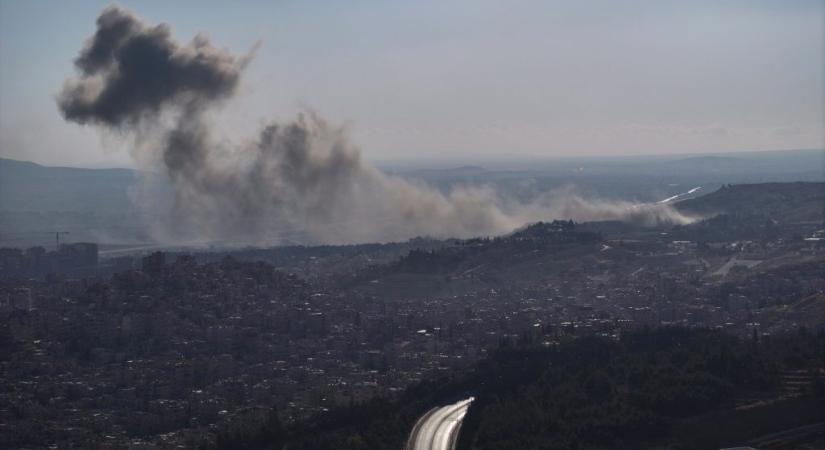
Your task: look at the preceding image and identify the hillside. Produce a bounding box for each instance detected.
[341,221,602,300]
[213,328,825,450]
[0,157,142,212]
[0,158,154,246]
[1,157,822,247]
[675,182,825,223]
[456,331,825,450]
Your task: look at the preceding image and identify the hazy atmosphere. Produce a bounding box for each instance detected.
[1,0,823,168]
[40,4,701,244]
[2,3,825,450]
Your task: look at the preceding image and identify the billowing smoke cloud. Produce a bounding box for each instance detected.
[59,6,696,245]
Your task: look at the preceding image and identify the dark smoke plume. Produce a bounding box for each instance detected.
[59,6,696,245]
[58,6,245,127]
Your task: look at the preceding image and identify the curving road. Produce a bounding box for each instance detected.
[406,397,474,450]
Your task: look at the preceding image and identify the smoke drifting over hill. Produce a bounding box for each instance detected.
[58,6,696,244]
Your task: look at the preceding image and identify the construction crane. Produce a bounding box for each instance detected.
[46,231,70,249]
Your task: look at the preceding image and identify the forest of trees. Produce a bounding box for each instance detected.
[394,220,601,275]
[214,327,825,450]
[457,328,824,449]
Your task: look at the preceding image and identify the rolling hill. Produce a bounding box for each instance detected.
[675,182,825,223]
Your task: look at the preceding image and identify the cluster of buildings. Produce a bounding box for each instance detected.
[0,242,98,280]
[0,230,822,449]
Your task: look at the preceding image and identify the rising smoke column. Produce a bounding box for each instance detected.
[58,6,696,245]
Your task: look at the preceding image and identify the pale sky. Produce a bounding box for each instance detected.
[1,0,823,168]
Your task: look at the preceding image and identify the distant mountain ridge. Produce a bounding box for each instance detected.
[0,158,154,246]
[665,155,742,165]
[0,157,139,212]
[1,154,822,246]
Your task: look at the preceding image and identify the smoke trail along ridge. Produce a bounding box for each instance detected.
[58,6,697,244]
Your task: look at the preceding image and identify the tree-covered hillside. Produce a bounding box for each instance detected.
[214,327,825,450]
[675,182,825,223]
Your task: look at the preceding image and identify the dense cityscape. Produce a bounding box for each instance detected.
[2,205,823,448]
[1,1,823,449]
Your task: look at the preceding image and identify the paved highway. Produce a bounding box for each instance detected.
[406,397,474,450]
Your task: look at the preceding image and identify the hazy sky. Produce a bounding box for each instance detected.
[1,0,823,167]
